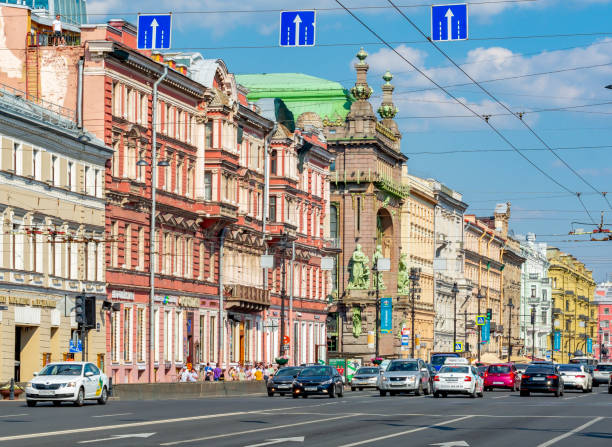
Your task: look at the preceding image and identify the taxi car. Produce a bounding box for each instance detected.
[433,358,484,398]
[25,362,109,407]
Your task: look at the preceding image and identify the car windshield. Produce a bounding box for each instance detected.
[431,355,457,365]
[356,368,379,375]
[299,367,330,377]
[597,365,612,371]
[39,364,83,376]
[488,365,511,374]
[387,362,418,372]
[558,365,581,372]
[276,367,302,377]
[525,367,554,374]
[439,366,470,374]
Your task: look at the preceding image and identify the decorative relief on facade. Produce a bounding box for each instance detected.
[347,244,370,290]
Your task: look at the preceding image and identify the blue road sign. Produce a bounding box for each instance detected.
[432,4,468,42]
[454,342,464,353]
[481,319,490,343]
[401,335,410,346]
[380,298,393,333]
[476,315,486,326]
[69,339,82,353]
[554,331,561,351]
[280,10,316,47]
[138,14,172,50]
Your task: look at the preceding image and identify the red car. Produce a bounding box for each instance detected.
[484,363,520,391]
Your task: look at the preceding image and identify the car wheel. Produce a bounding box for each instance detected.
[379,390,387,397]
[442,392,448,398]
[329,386,335,398]
[555,388,561,397]
[26,400,37,407]
[97,387,108,405]
[415,383,423,397]
[470,386,477,399]
[74,388,84,407]
[520,390,530,397]
[594,382,599,387]
[424,382,431,396]
[582,386,589,393]
[478,390,484,398]
[268,391,274,397]
[359,387,363,391]
[302,394,308,399]
[338,386,344,398]
[390,391,397,396]
[608,387,612,394]
[433,392,440,398]
[292,393,299,399]
[351,387,356,392]
[53,401,62,407]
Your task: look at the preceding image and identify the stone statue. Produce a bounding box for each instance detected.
[348,244,369,289]
[397,253,410,295]
[352,307,362,338]
[372,245,386,290]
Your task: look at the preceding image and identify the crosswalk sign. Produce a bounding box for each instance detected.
[476,316,486,326]
[454,342,464,353]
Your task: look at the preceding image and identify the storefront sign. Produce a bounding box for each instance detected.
[0,296,56,308]
[111,290,135,301]
[154,295,178,305]
[179,297,200,308]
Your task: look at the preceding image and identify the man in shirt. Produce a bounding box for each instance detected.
[213,363,223,381]
[52,15,63,46]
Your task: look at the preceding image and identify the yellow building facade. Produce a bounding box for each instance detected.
[547,248,597,363]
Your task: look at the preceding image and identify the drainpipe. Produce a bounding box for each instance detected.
[148,65,168,383]
[289,240,295,365]
[218,227,229,367]
[77,58,84,128]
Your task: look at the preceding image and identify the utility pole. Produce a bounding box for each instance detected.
[452,282,459,351]
[477,289,483,363]
[374,262,380,358]
[531,305,536,360]
[464,309,467,350]
[551,312,555,364]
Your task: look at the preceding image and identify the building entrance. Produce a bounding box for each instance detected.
[14,327,21,381]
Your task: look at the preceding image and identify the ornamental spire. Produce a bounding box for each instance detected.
[351,47,373,101]
[377,71,398,120]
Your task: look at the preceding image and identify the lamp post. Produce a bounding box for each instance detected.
[531,305,537,360]
[409,267,421,358]
[599,329,603,362]
[477,289,484,363]
[451,282,459,351]
[276,233,290,357]
[506,298,514,361]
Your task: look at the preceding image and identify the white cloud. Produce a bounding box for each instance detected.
[364,38,612,131]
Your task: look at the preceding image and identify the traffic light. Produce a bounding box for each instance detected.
[85,296,96,329]
[486,308,492,320]
[74,295,86,327]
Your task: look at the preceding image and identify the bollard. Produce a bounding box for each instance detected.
[108,377,113,397]
[9,378,14,401]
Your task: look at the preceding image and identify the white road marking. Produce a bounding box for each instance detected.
[492,396,509,399]
[536,416,604,447]
[337,416,475,447]
[0,404,321,443]
[243,436,304,447]
[91,413,133,418]
[79,432,155,444]
[0,414,28,418]
[160,414,361,446]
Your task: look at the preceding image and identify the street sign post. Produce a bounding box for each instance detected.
[431,4,468,42]
[138,14,172,50]
[280,10,316,47]
[476,315,486,326]
[454,342,464,353]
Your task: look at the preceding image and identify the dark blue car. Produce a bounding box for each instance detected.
[431,353,461,371]
[292,366,344,399]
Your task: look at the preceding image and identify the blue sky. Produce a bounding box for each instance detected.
[89,0,612,282]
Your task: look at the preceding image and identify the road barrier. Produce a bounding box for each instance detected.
[111,381,268,400]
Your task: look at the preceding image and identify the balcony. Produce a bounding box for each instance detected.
[224,284,270,313]
[565,290,575,296]
[578,314,589,321]
[552,307,563,315]
[577,295,589,303]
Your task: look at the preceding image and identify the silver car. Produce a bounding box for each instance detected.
[593,363,612,386]
[378,359,431,396]
[350,366,380,391]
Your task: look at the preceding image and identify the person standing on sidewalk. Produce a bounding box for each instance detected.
[213,363,222,381]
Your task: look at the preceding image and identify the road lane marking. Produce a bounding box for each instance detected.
[79,433,155,444]
[92,413,133,418]
[537,416,604,447]
[0,414,28,418]
[337,416,475,447]
[491,396,509,399]
[0,404,323,443]
[160,414,362,446]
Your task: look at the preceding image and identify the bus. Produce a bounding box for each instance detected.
[430,352,461,371]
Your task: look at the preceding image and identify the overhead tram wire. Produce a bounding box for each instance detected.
[333,0,581,200]
[386,0,612,213]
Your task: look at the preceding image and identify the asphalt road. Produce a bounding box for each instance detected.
[0,387,611,447]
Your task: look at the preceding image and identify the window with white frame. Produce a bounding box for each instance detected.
[174,311,183,363]
[154,308,160,363]
[32,148,40,180]
[123,307,132,362]
[136,308,145,362]
[164,310,172,362]
[111,309,120,363]
[138,227,145,270]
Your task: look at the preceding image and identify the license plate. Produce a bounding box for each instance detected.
[277,384,291,389]
[305,386,318,391]
[533,377,545,381]
[494,382,505,385]
[38,390,54,396]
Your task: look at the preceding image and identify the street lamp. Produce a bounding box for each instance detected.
[275,233,290,358]
[531,305,537,360]
[451,282,459,351]
[506,298,514,361]
[476,289,484,363]
[409,267,421,358]
[372,256,390,358]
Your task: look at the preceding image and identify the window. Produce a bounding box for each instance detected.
[94,169,101,198]
[209,315,216,362]
[542,289,547,300]
[32,148,40,180]
[204,172,212,201]
[604,308,609,315]
[541,311,547,324]
[174,311,183,363]
[205,121,213,148]
[111,311,120,363]
[356,197,361,231]
[67,161,74,190]
[110,221,118,268]
[269,196,277,222]
[531,285,536,298]
[154,308,160,363]
[13,142,21,174]
[565,300,570,311]
[186,164,193,197]
[138,227,144,270]
[51,155,58,185]
[176,157,183,195]
[270,150,277,175]
[123,307,132,362]
[137,308,145,362]
[125,224,132,269]
[164,310,172,362]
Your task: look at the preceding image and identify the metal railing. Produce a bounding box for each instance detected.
[27,31,81,48]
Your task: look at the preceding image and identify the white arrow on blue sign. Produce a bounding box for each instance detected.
[137,14,172,50]
[431,4,468,42]
[280,10,316,47]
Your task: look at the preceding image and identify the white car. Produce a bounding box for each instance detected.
[558,364,593,392]
[25,362,109,407]
[433,358,484,398]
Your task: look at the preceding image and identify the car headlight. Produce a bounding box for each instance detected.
[26,382,32,388]
[322,379,333,385]
[407,376,417,381]
[65,382,77,388]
